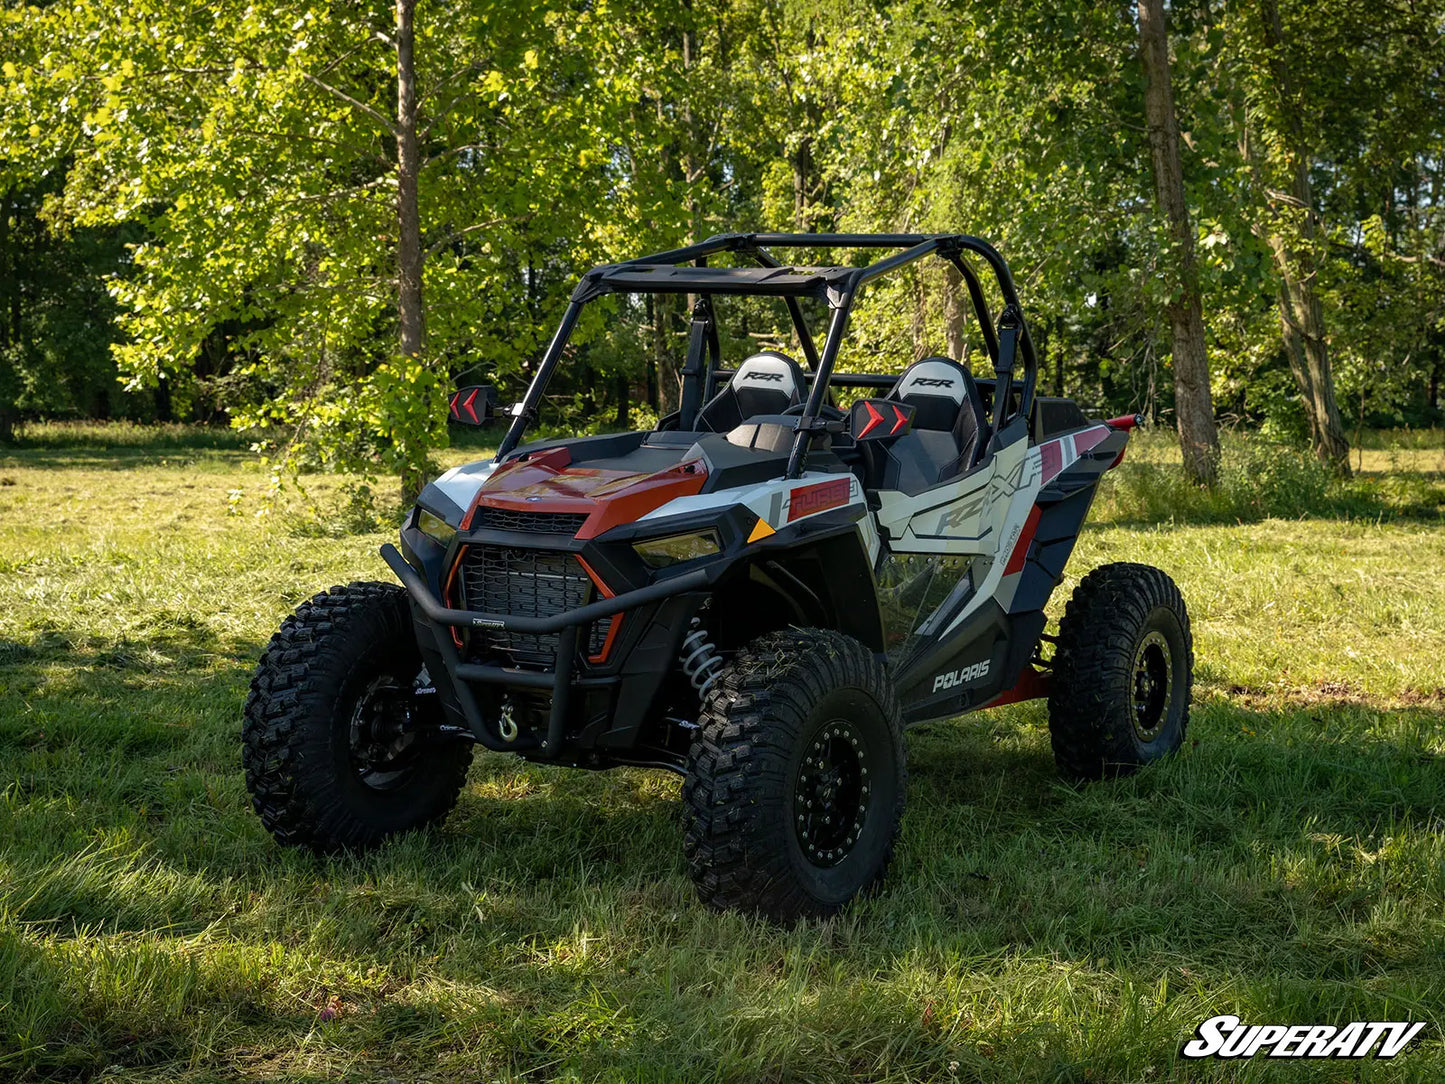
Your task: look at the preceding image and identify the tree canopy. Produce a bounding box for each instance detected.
[3,0,1442,487]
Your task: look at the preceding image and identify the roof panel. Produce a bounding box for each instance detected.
[592,262,856,298]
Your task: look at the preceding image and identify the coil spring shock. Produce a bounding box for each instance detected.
[679,618,725,701]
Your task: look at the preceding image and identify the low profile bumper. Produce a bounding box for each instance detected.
[380,543,713,757]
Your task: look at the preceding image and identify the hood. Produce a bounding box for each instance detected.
[464,446,708,540]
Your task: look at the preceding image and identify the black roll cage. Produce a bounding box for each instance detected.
[494,232,1040,479]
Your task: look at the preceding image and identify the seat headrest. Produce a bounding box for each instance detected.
[893,357,970,404]
[891,357,975,431]
[696,350,805,432]
[731,351,804,402]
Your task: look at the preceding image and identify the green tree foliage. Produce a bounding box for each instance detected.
[2,0,1442,481]
[2,0,609,488]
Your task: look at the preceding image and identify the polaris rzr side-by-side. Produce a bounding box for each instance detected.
[243,233,1193,922]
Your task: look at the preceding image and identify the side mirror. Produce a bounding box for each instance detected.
[849,398,914,441]
[447,385,496,426]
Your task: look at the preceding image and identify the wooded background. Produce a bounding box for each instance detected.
[2,0,1442,491]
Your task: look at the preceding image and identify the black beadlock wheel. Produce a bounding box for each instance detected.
[682,629,906,923]
[242,582,473,852]
[1047,562,1193,782]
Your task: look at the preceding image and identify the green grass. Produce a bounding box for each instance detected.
[1,424,1443,1082]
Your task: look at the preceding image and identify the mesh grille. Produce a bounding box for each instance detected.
[460,547,610,666]
[471,508,588,535]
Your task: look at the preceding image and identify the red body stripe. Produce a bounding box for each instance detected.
[575,555,622,663]
[1040,440,1063,482]
[1072,425,1110,454]
[1003,506,1042,576]
[443,543,469,648]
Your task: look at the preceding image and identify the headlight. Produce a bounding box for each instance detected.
[632,529,721,568]
[415,508,457,547]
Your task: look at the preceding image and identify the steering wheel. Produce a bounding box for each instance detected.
[782,402,846,422]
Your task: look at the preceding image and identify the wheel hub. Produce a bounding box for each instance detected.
[794,720,870,868]
[349,675,425,790]
[1131,630,1173,741]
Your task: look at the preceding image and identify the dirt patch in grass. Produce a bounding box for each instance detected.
[1211,678,1445,712]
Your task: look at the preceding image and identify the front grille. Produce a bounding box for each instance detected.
[459,547,610,666]
[471,508,588,535]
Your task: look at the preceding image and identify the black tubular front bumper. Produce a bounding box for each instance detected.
[380,543,714,757]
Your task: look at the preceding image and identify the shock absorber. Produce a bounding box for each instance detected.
[679,618,725,701]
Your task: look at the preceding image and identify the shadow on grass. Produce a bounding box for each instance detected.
[4,623,1445,1080]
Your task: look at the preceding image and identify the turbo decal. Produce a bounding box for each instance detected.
[787,478,852,522]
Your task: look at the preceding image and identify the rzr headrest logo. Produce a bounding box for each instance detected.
[911,377,955,388]
[1183,1016,1426,1060]
[745,371,786,382]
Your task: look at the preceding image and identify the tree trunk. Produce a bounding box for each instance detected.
[1267,230,1350,471]
[0,186,15,442]
[1053,318,1065,398]
[395,0,423,365]
[1138,0,1220,485]
[791,21,819,230]
[792,140,812,230]
[615,372,630,429]
[681,12,703,377]
[395,0,426,501]
[1033,318,1051,399]
[0,186,10,352]
[653,293,679,415]
[1253,0,1351,475]
[910,270,927,361]
[942,263,968,366]
[644,295,659,410]
[154,374,174,422]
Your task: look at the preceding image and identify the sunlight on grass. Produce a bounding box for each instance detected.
[1,424,1442,1080]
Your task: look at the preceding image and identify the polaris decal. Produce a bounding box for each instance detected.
[744,371,785,382]
[787,477,852,522]
[932,660,990,692]
[911,377,955,388]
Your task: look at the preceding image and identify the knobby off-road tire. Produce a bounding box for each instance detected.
[1048,562,1193,782]
[243,582,472,852]
[682,629,906,923]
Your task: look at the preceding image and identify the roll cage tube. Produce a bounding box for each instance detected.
[494,233,1039,473]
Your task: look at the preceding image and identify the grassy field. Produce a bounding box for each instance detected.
[1,422,1444,1082]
